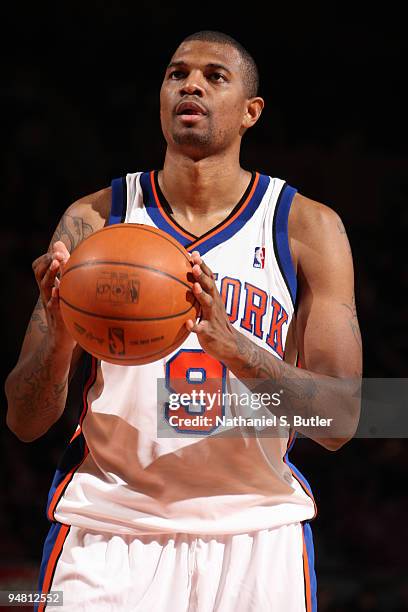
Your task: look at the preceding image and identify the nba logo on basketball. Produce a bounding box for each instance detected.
[253,247,265,269]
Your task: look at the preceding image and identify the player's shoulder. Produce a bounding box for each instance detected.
[67,186,112,226]
[287,192,351,274]
[289,192,345,248]
[50,187,112,253]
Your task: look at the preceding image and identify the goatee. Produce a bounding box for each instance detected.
[173,131,211,147]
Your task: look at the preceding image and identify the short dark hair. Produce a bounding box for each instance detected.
[181,30,259,98]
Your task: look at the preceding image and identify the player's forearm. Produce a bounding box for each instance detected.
[225,330,361,447]
[5,336,73,442]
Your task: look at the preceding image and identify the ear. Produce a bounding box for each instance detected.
[242,97,264,130]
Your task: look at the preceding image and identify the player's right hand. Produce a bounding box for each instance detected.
[32,241,76,349]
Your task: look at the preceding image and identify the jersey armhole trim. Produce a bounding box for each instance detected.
[109,177,127,225]
[272,183,297,307]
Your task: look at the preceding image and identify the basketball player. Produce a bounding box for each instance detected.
[5,31,362,611]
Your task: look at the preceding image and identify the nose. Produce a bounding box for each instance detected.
[180,71,204,97]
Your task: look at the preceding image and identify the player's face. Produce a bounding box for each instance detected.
[160,41,253,157]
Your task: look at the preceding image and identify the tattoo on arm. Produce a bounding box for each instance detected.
[51,212,94,253]
[234,332,274,378]
[26,298,48,337]
[234,332,318,395]
[14,335,68,426]
[337,218,353,255]
[26,213,95,339]
[233,332,320,421]
[342,295,363,351]
[337,219,346,234]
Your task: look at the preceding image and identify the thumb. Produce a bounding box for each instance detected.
[186,318,207,335]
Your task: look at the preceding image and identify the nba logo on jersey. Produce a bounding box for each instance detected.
[253,246,265,269]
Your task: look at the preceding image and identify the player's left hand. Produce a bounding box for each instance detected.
[186,251,237,362]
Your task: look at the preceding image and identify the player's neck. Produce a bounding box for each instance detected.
[159,151,251,219]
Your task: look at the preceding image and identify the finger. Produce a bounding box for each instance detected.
[200,260,215,280]
[189,251,215,280]
[32,247,69,283]
[40,259,62,299]
[192,264,215,294]
[192,281,213,311]
[47,285,60,310]
[32,253,53,282]
[190,252,215,277]
[189,250,202,266]
[51,243,71,278]
[58,258,68,278]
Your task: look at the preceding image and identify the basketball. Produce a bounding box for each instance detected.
[59,224,199,365]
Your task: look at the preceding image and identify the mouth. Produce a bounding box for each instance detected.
[175,101,208,122]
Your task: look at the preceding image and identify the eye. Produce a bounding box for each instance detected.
[169,70,186,80]
[209,72,227,82]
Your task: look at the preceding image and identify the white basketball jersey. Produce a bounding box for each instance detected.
[49,170,316,535]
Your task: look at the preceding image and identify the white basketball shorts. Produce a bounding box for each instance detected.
[36,521,316,611]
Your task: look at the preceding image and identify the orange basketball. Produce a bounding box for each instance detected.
[59,224,199,365]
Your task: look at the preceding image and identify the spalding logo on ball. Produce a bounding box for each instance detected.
[59,224,199,365]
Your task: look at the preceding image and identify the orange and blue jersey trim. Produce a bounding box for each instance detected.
[284,430,317,518]
[272,182,298,307]
[302,521,317,612]
[37,354,97,607]
[36,522,70,611]
[284,431,317,611]
[110,177,128,225]
[140,170,270,256]
[45,354,96,521]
